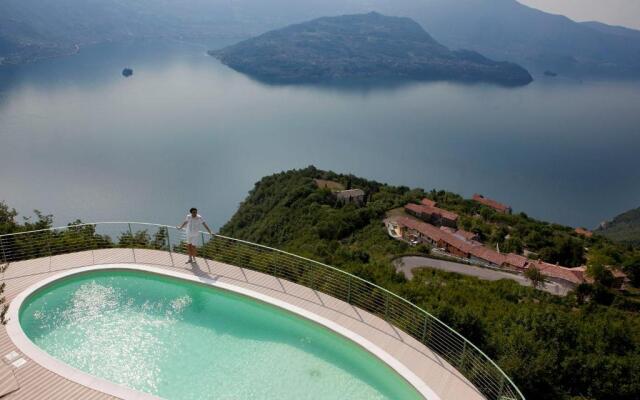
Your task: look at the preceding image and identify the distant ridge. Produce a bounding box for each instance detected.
[210,12,533,86]
[3,0,640,78]
[597,206,640,245]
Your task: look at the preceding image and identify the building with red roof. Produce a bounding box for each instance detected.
[395,216,507,267]
[571,266,629,289]
[472,194,512,214]
[504,253,529,270]
[421,198,438,207]
[404,203,459,228]
[575,227,593,238]
[439,226,481,245]
[469,246,506,267]
[396,216,444,243]
[527,261,585,286]
[439,233,477,259]
[453,229,480,242]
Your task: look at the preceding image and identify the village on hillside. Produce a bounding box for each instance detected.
[385,195,629,293]
[314,178,629,294]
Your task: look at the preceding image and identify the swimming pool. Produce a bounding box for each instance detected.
[16,267,427,400]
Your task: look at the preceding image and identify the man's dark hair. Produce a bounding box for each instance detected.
[190,208,197,213]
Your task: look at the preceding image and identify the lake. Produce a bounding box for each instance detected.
[1,39,639,231]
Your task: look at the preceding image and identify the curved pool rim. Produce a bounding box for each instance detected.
[7,264,439,400]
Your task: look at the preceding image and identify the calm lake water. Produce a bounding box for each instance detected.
[1,40,639,230]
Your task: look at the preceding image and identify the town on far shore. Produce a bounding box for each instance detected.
[314,179,629,296]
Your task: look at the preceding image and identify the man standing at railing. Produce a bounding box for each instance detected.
[177,208,213,263]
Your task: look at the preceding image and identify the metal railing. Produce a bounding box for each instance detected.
[0,222,525,400]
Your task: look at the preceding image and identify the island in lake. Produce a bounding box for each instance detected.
[210,12,533,87]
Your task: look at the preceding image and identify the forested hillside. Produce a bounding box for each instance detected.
[212,12,533,86]
[2,167,640,399]
[598,206,640,246]
[221,166,640,400]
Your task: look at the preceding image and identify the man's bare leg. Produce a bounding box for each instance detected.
[187,244,196,263]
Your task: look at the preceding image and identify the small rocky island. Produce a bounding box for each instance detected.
[210,12,533,86]
[122,68,133,77]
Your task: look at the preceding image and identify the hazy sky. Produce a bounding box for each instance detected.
[519,0,640,29]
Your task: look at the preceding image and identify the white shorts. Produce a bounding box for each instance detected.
[187,234,199,246]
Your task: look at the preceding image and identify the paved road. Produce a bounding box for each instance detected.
[395,256,572,296]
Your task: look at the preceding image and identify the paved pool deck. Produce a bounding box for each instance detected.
[0,248,485,400]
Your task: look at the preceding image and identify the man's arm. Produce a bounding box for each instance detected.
[177,217,188,230]
[203,222,213,235]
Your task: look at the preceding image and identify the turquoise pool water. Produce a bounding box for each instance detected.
[19,270,424,400]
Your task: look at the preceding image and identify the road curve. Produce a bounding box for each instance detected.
[395,256,572,296]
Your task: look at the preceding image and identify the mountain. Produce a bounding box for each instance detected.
[210,12,533,86]
[2,0,640,78]
[389,0,640,78]
[0,0,245,66]
[597,206,640,245]
[581,21,640,40]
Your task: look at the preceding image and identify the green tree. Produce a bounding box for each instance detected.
[0,200,18,234]
[414,243,432,255]
[539,235,585,267]
[503,236,524,254]
[623,255,640,287]
[525,266,545,289]
[575,283,593,305]
[587,262,615,288]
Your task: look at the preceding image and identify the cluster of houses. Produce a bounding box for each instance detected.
[310,180,626,290]
[387,195,622,289]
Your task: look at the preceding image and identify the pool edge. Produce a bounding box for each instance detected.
[7,264,440,400]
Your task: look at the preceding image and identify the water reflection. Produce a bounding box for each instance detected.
[1,39,639,230]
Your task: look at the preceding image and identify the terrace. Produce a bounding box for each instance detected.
[0,222,524,400]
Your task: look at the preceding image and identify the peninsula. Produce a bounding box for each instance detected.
[210,12,533,86]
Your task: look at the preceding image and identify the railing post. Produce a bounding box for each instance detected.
[0,237,7,265]
[384,292,390,321]
[497,375,506,400]
[274,253,279,277]
[201,232,211,273]
[166,228,174,267]
[310,264,316,290]
[421,315,429,343]
[46,231,52,257]
[91,224,96,265]
[460,341,467,370]
[128,223,137,263]
[347,276,352,304]
[47,231,53,272]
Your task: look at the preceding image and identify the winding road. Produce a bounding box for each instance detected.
[395,256,572,296]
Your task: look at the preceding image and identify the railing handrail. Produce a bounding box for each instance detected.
[0,221,525,400]
[0,221,169,238]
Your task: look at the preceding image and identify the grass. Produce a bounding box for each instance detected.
[313,179,345,191]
